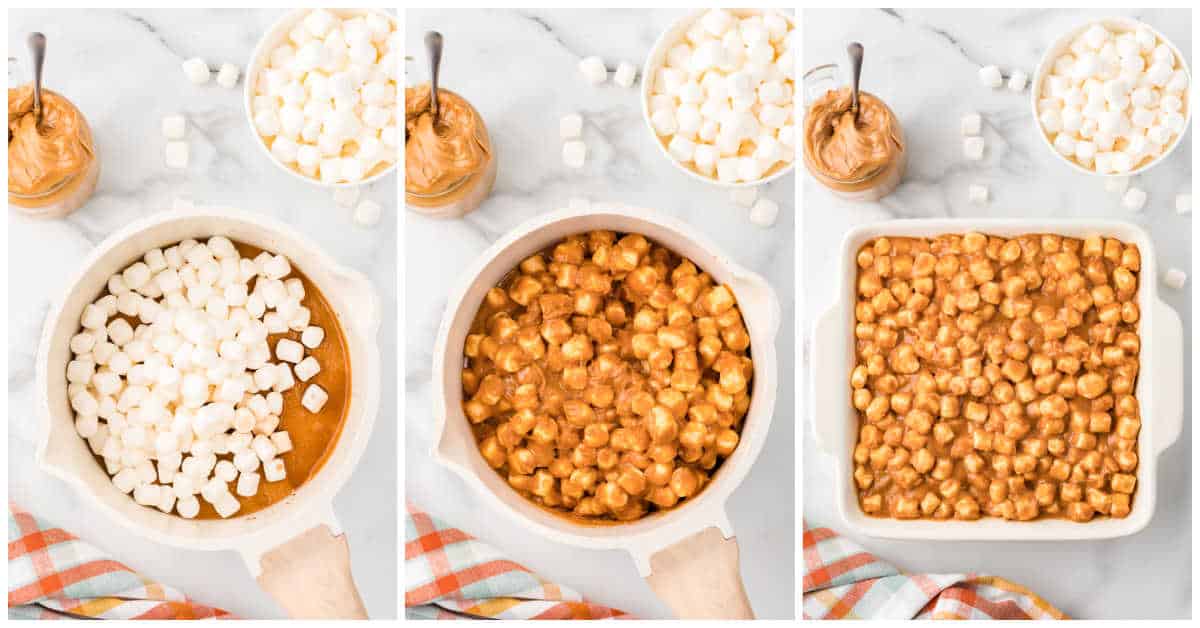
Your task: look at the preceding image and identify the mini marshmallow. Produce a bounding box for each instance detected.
[1176,193,1191,215]
[961,112,982,136]
[1007,70,1028,92]
[963,136,985,161]
[274,338,304,363]
[614,62,637,88]
[560,113,583,140]
[1104,176,1130,194]
[748,198,779,228]
[216,63,239,89]
[236,472,261,497]
[162,115,186,140]
[214,493,240,518]
[301,384,328,413]
[353,200,382,227]
[164,141,189,169]
[294,356,321,382]
[182,58,210,85]
[562,141,587,169]
[301,326,325,349]
[270,431,294,455]
[978,65,1003,89]
[1122,186,1147,211]
[730,187,758,208]
[215,460,237,483]
[968,184,990,205]
[579,56,607,85]
[1163,268,1188,289]
[263,458,287,483]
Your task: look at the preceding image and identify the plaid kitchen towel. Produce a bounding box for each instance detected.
[803,521,1067,620]
[8,502,233,619]
[406,502,630,619]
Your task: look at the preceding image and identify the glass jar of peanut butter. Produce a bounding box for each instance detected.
[802,66,905,202]
[405,84,496,219]
[8,84,100,218]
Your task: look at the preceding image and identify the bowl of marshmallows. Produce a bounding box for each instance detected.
[642,8,796,188]
[1032,17,1190,177]
[245,8,399,187]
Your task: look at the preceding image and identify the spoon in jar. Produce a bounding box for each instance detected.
[847,41,864,121]
[28,32,47,128]
[424,31,443,125]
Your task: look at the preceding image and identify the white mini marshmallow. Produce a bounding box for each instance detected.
[614,62,637,88]
[562,141,587,169]
[236,471,261,497]
[730,187,758,208]
[301,326,325,349]
[214,493,240,518]
[354,200,382,227]
[270,431,294,455]
[978,65,1003,89]
[216,63,239,89]
[748,198,779,228]
[294,356,321,382]
[162,115,186,140]
[164,141,189,169]
[961,112,982,136]
[579,56,607,85]
[1007,70,1028,92]
[560,113,583,140]
[301,384,328,413]
[1122,186,1147,211]
[1163,268,1188,289]
[963,136,985,161]
[968,184,990,205]
[182,58,210,84]
[1104,176,1130,194]
[1176,193,1191,215]
[263,458,287,483]
[274,338,304,364]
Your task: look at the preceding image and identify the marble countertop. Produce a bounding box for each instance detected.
[802,8,1191,620]
[405,8,795,619]
[8,9,396,619]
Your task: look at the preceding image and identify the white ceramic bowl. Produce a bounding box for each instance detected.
[810,219,1184,540]
[641,9,796,189]
[243,8,398,188]
[35,207,381,573]
[1031,16,1192,177]
[431,203,781,575]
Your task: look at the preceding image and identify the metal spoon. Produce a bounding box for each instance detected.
[28,32,47,127]
[424,31,443,123]
[847,41,863,119]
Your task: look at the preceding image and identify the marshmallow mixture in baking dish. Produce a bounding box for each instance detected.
[462,231,753,523]
[851,233,1141,522]
[66,237,350,519]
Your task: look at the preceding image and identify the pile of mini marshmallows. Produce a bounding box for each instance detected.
[647,9,795,183]
[1036,22,1189,174]
[251,9,399,184]
[67,237,332,519]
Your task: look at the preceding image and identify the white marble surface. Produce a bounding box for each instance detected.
[405,8,795,619]
[7,9,397,619]
[802,8,1191,620]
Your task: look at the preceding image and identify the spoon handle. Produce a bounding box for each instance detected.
[28,32,47,122]
[424,31,443,120]
[847,41,863,116]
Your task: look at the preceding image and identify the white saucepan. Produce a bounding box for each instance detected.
[431,203,781,619]
[36,207,381,618]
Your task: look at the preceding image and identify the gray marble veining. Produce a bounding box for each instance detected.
[405,8,795,619]
[802,8,1191,620]
[8,9,396,619]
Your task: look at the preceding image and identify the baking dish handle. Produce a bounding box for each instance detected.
[1152,299,1184,454]
[238,506,369,618]
[810,302,845,453]
[641,521,755,619]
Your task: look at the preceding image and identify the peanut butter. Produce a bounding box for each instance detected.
[9,84,99,216]
[803,88,905,201]
[405,84,495,218]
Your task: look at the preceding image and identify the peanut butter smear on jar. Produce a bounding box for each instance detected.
[8,84,95,198]
[804,88,903,183]
[405,84,490,197]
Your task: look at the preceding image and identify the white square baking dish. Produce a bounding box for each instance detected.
[809,219,1184,540]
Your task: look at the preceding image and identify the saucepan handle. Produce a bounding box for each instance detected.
[1152,298,1184,454]
[642,526,755,619]
[238,506,369,619]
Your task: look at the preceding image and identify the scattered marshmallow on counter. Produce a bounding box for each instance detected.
[1007,69,1028,92]
[648,9,795,183]
[968,184,990,205]
[216,63,240,89]
[1121,186,1147,211]
[252,9,399,183]
[748,197,778,227]
[560,113,583,140]
[1177,193,1191,214]
[1163,267,1188,289]
[1104,176,1130,194]
[162,115,187,140]
[164,141,189,169]
[963,136,985,160]
[730,187,758,208]
[978,65,1003,88]
[333,186,360,209]
[613,62,638,88]
[182,58,210,85]
[961,112,982,136]
[353,199,382,226]
[67,237,328,519]
[579,56,608,85]
[1037,22,1189,174]
[563,140,587,169]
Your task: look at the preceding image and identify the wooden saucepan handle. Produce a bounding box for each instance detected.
[643,527,755,619]
[255,524,369,619]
